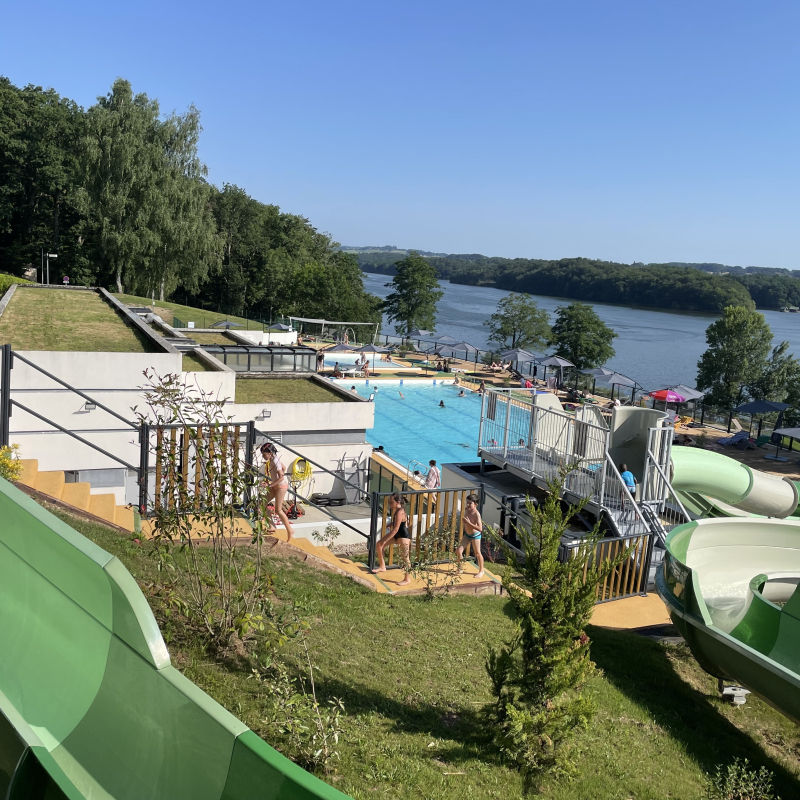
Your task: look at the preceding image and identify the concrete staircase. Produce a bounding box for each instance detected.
[18,459,136,532]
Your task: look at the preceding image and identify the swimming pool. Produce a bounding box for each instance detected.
[323,353,418,372]
[339,379,484,469]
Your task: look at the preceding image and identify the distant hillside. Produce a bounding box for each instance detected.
[350,246,800,313]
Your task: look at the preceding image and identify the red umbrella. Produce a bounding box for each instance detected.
[649,389,686,403]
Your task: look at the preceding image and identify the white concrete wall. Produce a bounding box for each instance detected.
[228,400,373,432]
[231,330,298,346]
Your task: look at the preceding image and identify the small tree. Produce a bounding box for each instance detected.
[550,302,616,370]
[382,252,443,335]
[134,370,271,649]
[486,471,625,783]
[696,306,773,408]
[0,444,22,482]
[486,293,552,353]
[406,525,462,600]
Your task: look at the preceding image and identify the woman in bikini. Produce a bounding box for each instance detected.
[372,493,411,585]
[457,494,484,578]
[260,442,295,541]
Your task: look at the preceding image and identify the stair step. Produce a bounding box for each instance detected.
[61,482,91,512]
[114,505,135,532]
[88,494,117,525]
[34,471,65,499]
[17,459,38,488]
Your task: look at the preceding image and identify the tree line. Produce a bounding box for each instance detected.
[358,250,800,314]
[0,77,382,323]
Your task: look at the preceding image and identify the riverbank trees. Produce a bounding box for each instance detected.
[382,252,443,335]
[0,76,382,325]
[550,302,617,370]
[485,293,551,352]
[696,306,800,409]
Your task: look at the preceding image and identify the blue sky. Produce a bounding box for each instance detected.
[2,1,799,267]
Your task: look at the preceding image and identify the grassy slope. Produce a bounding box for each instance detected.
[181,353,211,372]
[235,378,345,404]
[50,509,800,800]
[115,293,260,330]
[0,289,153,352]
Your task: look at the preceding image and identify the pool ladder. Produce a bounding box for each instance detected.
[407,460,427,486]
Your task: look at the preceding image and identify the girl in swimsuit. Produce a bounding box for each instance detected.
[260,442,295,541]
[372,493,411,585]
[457,493,484,578]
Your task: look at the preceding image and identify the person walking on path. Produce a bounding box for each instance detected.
[260,442,295,541]
[425,460,440,489]
[372,493,412,585]
[457,494,484,578]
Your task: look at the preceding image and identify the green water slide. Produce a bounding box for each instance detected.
[657,517,800,724]
[671,446,800,519]
[0,477,349,800]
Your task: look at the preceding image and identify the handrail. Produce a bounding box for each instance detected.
[602,456,652,532]
[11,399,140,472]
[10,351,139,430]
[254,428,369,500]
[645,447,691,523]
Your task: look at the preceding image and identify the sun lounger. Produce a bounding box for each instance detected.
[735,437,756,451]
[718,431,750,446]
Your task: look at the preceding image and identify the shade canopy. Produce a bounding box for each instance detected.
[774,427,800,438]
[537,355,574,368]
[267,323,293,331]
[650,389,686,403]
[449,341,479,353]
[210,320,244,329]
[501,348,537,362]
[733,400,791,415]
[428,334,459,345]
[405,329,431,339]
[581,367,615,377]
[358,344,390,353]
[669,384,705,401]
[323,343,356,352]
[598,372,636,388]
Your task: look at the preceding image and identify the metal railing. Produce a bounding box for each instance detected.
[479,388,608,501]
[598,456,651,538]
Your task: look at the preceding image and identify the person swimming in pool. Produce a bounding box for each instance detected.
[458,389,466,397]
[439,400,446,408]
[372,493,411,585]
[457,494,484,578]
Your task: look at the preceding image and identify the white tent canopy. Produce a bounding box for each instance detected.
[287,316,380,343]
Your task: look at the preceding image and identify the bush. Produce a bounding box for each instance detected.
[0,444,22,482]
[0,274,32,294]
[704,758,778,800]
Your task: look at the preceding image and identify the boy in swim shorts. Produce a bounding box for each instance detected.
[457,494,484,578]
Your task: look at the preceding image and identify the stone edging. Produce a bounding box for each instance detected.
[0,282,19,322]
[97,288,179,354]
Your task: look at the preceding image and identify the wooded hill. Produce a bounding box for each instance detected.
[355,250,800,313]
[0,77,382,324]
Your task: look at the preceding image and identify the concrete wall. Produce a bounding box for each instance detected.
[230,330,298,346]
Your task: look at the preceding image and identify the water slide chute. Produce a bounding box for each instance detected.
[670,446,800,519]
[657,517,800,724]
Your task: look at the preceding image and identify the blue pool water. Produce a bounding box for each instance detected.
[346,380,483,468]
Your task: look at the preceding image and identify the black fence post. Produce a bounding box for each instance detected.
[138,422,150,515]
[0,344,12,448]
[244,421,255,509]
[368,492,380,571]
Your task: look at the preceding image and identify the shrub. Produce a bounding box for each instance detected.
[406,525,462,600]
[485,469,628,784]
[704,758,778,800]
[0,444,22,482]
[0,274,32,294]
[312,522,341,550]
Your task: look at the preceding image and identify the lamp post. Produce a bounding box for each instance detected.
[46,253,57,285]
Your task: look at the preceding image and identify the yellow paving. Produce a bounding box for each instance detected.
[590,593,671,630]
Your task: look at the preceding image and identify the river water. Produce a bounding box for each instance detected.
[362,272,800,391]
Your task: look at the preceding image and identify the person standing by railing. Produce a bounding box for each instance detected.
[457,494,484,578]
[425,460,440,489]
[372,493,411,585]
[259,442,295,541]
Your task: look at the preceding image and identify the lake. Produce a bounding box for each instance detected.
[362,272,800,391]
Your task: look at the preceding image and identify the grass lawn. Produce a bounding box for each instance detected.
[182,352,211,372]
[46,507,800,800]
[115,293,262,331]
[0,288,154,352]
[235,378,345,404]
[190,332,237,345]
